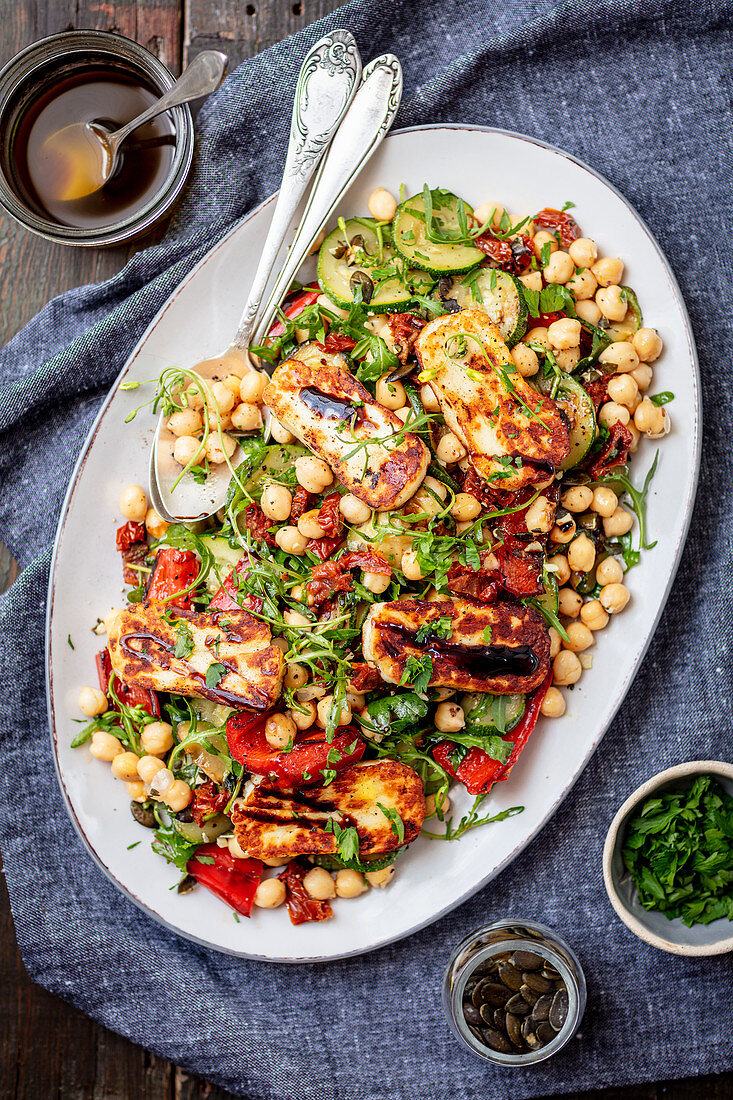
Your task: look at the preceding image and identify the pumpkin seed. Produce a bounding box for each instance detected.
[498,962,524,991]
[472,958,498,976]
[549,988,569,1031]
[519,983,539,1005]
[462,1002,481,1027]
[493,1008,506,1031]
[541,962,561,981]
[522,1017,541,1048]
[505,993,532,1016]
[482,1028,513,1054]
[476,981,511,1008]
[536,1021,557,1045]
[479,1003,496,1025]
[522,970,554,994]
[531,994,553,1022]
[506,1012,524,1049]
[468,1023,484,1043]
[176,874,196,895]
[130,800,156,828]
[511,950,543,971]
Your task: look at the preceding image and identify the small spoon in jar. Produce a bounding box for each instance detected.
[41,50,228,202]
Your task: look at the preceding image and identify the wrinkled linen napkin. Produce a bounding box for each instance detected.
[1,1,732,1097]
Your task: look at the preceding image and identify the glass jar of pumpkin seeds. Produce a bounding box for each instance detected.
[442,919,586,1065]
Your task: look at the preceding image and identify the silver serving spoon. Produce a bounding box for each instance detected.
[42,50,228,202]
[151,52,403,524]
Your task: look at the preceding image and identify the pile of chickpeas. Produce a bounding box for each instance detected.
[167,368,270,469]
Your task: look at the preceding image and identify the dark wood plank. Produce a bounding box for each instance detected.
[184,0,341,70]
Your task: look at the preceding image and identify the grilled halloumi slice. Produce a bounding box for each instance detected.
[362,597,550,695]
[263,342,429,510]
[414,308,569,490]
[106,604,284,710]
[231,760,425,860]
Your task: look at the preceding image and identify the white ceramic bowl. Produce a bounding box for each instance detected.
[603,761,733,956]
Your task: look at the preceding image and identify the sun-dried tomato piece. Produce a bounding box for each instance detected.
[584,377,609,412]
[339,549,392,575]
[116,522,146,552]
[323,333,357,354]
[533,207,581,248]
[306,534,345,561]
[476,233,534,275]
[446,559,501,603]
[386,312,427,364]
[279,859,333,925]
[244,503,278,547]
[289,486,313,524]
[587,420,632,480]
[115,522,147,585]
[306,559,353,606]
[190,779,230,826]
[347,662,384,693]
[316,492,343,538]
[146,548,200,608]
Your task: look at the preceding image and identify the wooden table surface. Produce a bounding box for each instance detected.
[0,2,731,1097]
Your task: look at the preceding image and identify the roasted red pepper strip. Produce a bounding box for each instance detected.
[146,548,200,608]
[533,207,581,248]
[267,286,320,339]
[186,844,262,917]
[279,858,333,924]
[226,713,365,788]
[432,672,552,795]
[116,522,145,552]
[96,648,160,717]
[209,556,263,614]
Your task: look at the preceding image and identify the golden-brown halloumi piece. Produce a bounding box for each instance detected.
[414,308,569,490]
[231,760,425,860]
[362,597,549,695]
[263,342,429,510]
[106,604,283,710]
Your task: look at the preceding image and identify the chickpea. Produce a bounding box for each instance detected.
[523,326,550,349]
[475,200,507,227]
[78,686,108,717]
[295,455,333,494]
[89,730,123,762]
[627,421,641,452]
[632,327,663,363]
[111,752,141,782]
[231,402,263,431]
[550,514,576,544]
[347,691,366,710]
[137,755,165,784]
[549,627,562,658]
[210,381,235,416]
[596,557,624,585]
[289,700,317,730]
[511,343,539,378]
[590,486,618,518]
[540,686,566,718]
[568,237,598,267]
[368,187,398,221]
[276,526,308,555]
[599,341,639,374]
[419,384,441,412]
[283,609,312,628]
[239,369,268,404]
[424,792,452,818]
[591,256,624,287]
[316,695,352,729]
[260,483,292,523]
[634,397,668,437]
[126,780,146,802]
[548,317,581,350]
[254,878,287,908]
[284,663,308,690]
[363,571,391,594]
[603,506,634,537]
[550,555,571,585]
[533,229,558,257]
[335,868,368,898]
[183,384,205,410]
[561,485,593,513]
[270,417,295,444]
[119,484,147,523]
[567,532,596,574]
[553,650,582,686]
[339,493,372,525]
[435,702,464,733]
[564,621,594,652]
[164,780,193,813]
[575,299,602,325]
[595,285,627,322]
[525,494,555,534]
[265,712,297,749]
[401,550,425,581]
[543,251,574,284]
[519,270,543,293]
[436,433,467,464]
[599,401,631,428]
[173,435,203,467]
[558,348,581,373]
[167,408,203,437]
[600,582,631,614]
[303,866,336,900]
[364,865,396,888]
[205,432,237,465]
[205,406,231,431]
[376,374,406,410]
[144,508,168,540]
[558,587,582,618]
[222,373,244,399]
[297,509,327,540]
[566,268,597,301]
[607,374,639,408]
[580,599,609,631]
[141,721,174,756]
[631,363,653,392]
[449,493,481,523]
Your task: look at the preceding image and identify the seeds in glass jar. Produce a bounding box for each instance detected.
[498,961,524,991]
[541,963,562,981]
[475,981,511,1008]
[549,988,569,1031]
[522,1017,541,1048]
[462,1001,481,1027]
[531,994,553,1022]
[505,992,532,1015]
[518,984,539,1006]
[482,1028,514,1054]
[536,1021,557,1045]
[493,1008,506,1031]
[506,1012,525,1049]
[523,970,555,994]
[511,950,543,971]
[479,1003,496,1025]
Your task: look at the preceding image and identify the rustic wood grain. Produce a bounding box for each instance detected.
[184,0,339,69]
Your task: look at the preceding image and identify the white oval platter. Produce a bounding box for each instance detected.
[46,125,700,962]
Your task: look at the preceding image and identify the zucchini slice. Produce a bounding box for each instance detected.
[463,692,526,736]
[443,268,528,346]
[607,286,643,341]
[317,218,433,313]
[393,190,485,275]
[534,372,596,470]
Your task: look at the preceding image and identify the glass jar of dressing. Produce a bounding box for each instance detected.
[442,918,587,1065]
[0,30,194,246]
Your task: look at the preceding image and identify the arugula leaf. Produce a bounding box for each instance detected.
[362,693,429,736]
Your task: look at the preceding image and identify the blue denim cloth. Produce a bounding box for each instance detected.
[1,1,732,1097]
